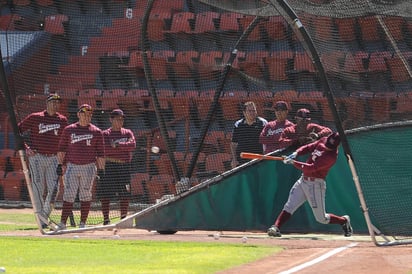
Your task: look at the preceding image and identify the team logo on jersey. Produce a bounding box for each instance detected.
[267,128,284,136]
[39,123,61,135]
[70,133,93,146]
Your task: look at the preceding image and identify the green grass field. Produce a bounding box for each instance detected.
[0,212,281,273]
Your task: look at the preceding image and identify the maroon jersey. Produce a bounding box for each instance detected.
[103,127,136,163]
[293,137,337,179]
[279,123,332,148]
[259,119,294,153]
[18,110,68,155]
[58,122,105,165]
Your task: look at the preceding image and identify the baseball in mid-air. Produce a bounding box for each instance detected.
[151,146,160,154]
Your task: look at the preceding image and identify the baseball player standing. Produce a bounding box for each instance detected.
[98,109,136,225]
[56,104,105,229]
[18,93,68,228]
[267,132,353,237]
[259,101,294,154]
[279,108,332,150]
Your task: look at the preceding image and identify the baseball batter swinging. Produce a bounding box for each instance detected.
[267,132,353,237]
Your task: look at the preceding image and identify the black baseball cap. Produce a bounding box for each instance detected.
[47,93,61,102]
[274,101,288,111]
[78,104,93,113]
[296,108,311,120]
[110,109,125,117]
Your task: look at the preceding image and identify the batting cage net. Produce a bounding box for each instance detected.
[0,0,411,242]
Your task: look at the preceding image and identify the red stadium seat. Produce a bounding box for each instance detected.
[334,17,357,42]
[219,12,242,32]
[193,11,219,33]
[44,14,68,35]
[262,16,288,41]
[238,15,261,41]
[168,11,195,33]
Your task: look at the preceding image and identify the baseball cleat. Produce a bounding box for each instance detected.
[267,225,282,237]
[342,215,353,237]
[56,222,66,231]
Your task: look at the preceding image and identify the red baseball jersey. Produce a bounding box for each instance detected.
[293,137,338,179]
[103,127,136,163]
[18,110,68,155]
[259,119,294,153]
[58,122,105,165]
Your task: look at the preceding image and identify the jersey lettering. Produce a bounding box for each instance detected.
[311,149,323,161]
[38,123,61,135]
[266,127,284,136]
[70,133,93,144]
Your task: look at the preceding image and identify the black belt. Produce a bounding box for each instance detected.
[303,176,323,182]
[38,153,56,157]
[106,158,128,164]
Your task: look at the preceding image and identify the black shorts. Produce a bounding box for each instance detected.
[97,162,131,200]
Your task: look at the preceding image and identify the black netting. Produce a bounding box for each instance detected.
[1,0,411,238]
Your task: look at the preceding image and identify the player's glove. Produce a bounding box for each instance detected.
[56,164,63,176]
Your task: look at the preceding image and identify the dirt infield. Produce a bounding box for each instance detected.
[1,209,412,273]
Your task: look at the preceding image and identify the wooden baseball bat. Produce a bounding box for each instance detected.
[240,152,284,161]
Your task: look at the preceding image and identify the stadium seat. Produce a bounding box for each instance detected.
[321,51,346,74]
[130,172,150,198]
[387,55,412,83]
[382,16,406,42]
[146,17,167,42]
[261,16,288,41]
[147,174,175,203]
[238,50,269,79]
[334,17,361,50]
[265,51,293,81]
[205,153,232,174]
[171,50,198,77]
[168,11,195,33]
[294,52,316,73]
[0,14,22,30]
[44,14,68,35]
[0,171,25,200]
[219,12,242,32]
[343,51,369,73]
[238,15,262,41]
[197,51,224,78]
[193,11,219,33]
[219,91,248,121]
[311,15,335,42]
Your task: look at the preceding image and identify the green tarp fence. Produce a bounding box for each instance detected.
[136,126,412,235]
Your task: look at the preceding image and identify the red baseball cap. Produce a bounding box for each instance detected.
[78,104,93,113]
